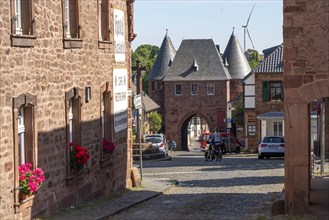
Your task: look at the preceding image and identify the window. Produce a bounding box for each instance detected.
[270,82,282,102]
[191,84,198,95]
[12,0,34,35]
[13,93,37,205]
[11,0,36,47]
[175,84,182,95]
[65,88,81,172]
[63,0,82,48]
[207,83,215,95]
[247,125,256,136]
[262,81,283,102]
[99,0,110,41]
[273,121,283,136]
[64,0,80,38]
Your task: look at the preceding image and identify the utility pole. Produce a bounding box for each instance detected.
[227,101,232,154]
[136,60,146,180]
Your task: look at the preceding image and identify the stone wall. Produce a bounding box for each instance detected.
[0,0,133,219]
[283,0,329,214]
[164,80,228,150]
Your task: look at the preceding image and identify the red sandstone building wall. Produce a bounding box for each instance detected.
[283,0,329,214]
[0,0,134,218]
[164,80,228,150]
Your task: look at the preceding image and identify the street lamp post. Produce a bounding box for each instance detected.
[227,101,232,154]
[136,60,146,180]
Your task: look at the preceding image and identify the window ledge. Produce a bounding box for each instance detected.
[14,194,35,213]
[63,38,83,49]
[65,168,86,186]
[100,154,114,168]
[98,40,112,49]
[11,35,37,47]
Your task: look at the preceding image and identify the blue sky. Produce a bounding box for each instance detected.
[132,0,283,54]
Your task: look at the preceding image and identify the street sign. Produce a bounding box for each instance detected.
[227,117,232,129]
[134,94,141,109]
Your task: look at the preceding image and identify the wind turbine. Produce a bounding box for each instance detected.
[242,3,256,52]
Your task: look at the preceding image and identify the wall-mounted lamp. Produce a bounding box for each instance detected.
[85,87,91,103]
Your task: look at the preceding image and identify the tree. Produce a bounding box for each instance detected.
[232,98,244,126]
[132,44,159,93]
[246,49,263,69]
[148,112,162,134]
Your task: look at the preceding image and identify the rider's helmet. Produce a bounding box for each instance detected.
[215,127,219,133]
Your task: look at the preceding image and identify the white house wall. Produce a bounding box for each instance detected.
[243,73,255,109]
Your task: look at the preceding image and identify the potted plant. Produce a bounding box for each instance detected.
[69,142,90,174]
[102,138,115,155]
[18,163,45,200]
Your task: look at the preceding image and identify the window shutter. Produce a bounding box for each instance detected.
[262,81,269,102]
[21,0,32,35]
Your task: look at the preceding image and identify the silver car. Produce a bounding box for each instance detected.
[144,137,167,155]
[258,136,284,159]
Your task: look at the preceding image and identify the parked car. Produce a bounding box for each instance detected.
[258,136,284,159]
[144,136,167,155]
[220,133,242,154]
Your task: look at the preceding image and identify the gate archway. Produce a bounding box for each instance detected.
[178,111,213,151]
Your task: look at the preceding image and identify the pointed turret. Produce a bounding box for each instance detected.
[223,32,251,79]
[147,32,176,81]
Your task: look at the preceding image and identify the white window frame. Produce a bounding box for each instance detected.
[101,93,105,139]
[14,0,23,35]
[273,121,283,136]
[65,0,71,38]
[18,107,25,164]
[247,125,256,136]
[68,99,73,142]
[175,84,182,96]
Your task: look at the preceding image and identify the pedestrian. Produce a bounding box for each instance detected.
[170,140,177,153]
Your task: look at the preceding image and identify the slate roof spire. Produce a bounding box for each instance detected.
[222,31,251,79]
[147,31,176,81]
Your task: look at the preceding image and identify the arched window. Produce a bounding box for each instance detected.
[100,82,113,159]
[13,93,37,204]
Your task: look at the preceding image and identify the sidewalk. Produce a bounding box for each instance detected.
[39,178,177,220]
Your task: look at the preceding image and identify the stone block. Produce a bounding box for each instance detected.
[283,27,303,39]
[314,79,329,98]
[298,83,316,103]
[131,167,141,188]
[283,75,302,88]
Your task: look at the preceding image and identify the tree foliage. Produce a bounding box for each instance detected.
[246,49,263,69]
[232,98,244,126]
[148,112,162,134]
[132,45,159,94]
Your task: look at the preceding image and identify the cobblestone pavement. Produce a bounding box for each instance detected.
[111,151,285,220]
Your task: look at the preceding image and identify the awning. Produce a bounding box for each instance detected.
[257,111,283,120]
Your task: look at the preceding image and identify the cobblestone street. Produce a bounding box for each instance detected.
[111,151,284,220]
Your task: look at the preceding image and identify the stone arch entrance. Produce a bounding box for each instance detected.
[178,111,213,151]
[285,79,329,214]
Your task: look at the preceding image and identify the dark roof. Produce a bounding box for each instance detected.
[131,83,159,113]
[147,34,176,81]
[262,45,281,59]
[254,44,283,73]
[163,39,231,81]
[222,32,251,79]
